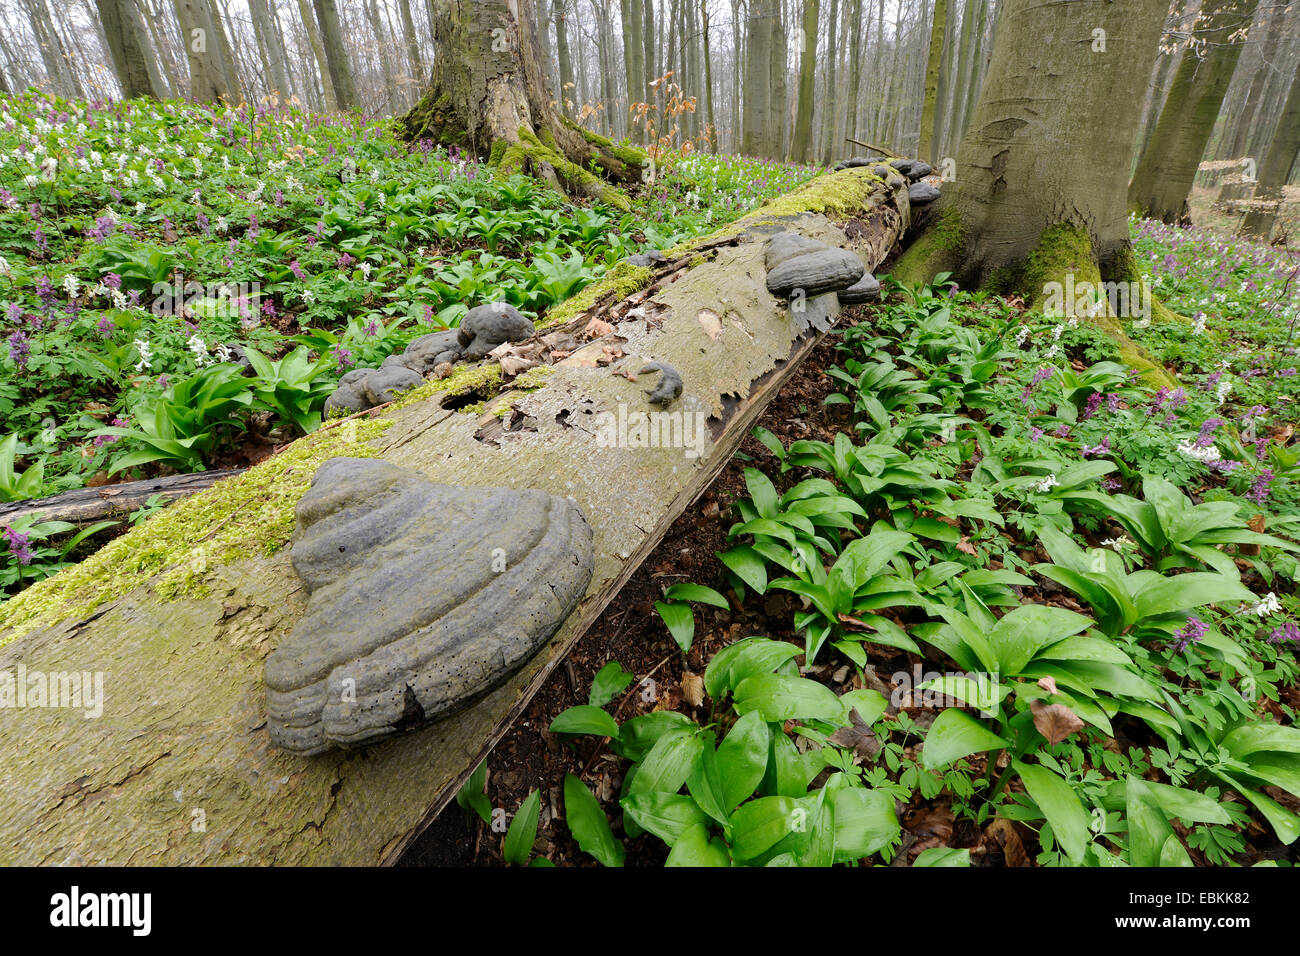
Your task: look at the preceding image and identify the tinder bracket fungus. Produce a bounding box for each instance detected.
[265,457,594,756]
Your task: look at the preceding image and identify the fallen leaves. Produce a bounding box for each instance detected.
[1030,698,1084,745]
[983,818,1030,867]
[827,707,882,761]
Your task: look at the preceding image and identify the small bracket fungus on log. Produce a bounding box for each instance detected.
[638,361,684,406]
[265,457,594,756]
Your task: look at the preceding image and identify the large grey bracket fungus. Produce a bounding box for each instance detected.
[765,245,866,299]
[908,182,941,206]
[840,273,882,304]
[764,231,832,271]
[323,365,424,418]
[399,329,463,372]
[458,303,536,360]
[265,458,595,756]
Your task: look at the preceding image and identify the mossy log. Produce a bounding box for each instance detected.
[0,168,909,865]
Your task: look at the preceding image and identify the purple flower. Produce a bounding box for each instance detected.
[85,216,116,242]
[95,314,115,337]
[7,330,30,368]
[1021,366,1054,404]
[1268,621,1300,645]
[289,260,307,282]
[2,524,33,566]
[336,252,355,270]
[261,299,277,319]
[1082,392,1103,421]
[334,346,354,370]
[1029,426,1043,443]
[1081,436,1111,458]
[1195,418,1224,448]
[1171,615,1208,653]
[1248,469,1274,505]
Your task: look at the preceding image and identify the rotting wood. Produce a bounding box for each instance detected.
[0,469,247,527]
[0,168,910,866]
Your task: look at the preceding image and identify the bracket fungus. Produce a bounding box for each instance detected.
[265,457,594,756]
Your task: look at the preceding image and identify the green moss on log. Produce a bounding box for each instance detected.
[0,417,392,646]
[538,261,653,328]
[508,128,633,212]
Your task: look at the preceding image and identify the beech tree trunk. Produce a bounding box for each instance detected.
[173,0,231,102]
[249,0,291,101]
[894,0,1171,315]
[1226,0,1288,161]
[917,0,947,162]
[313,0,357,109]
[1239,61,1300,239]
[1128,0,1260,224]
[792,0,819,162]
[97,0,165,99]
[401,0,643,210]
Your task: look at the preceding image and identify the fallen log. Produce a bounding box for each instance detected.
[0,166,911,865]
[0,469,247,527]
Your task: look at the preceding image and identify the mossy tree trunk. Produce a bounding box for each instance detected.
[0,169,910,865]
[401,0,644,211]
[892,0,1179,381]
[1127,0,1260,224]
[896,0,1168,299]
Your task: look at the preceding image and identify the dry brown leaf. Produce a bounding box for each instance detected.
[985,818,1030,867]
[956,536,977,556]
[1036,675,1059,695]
[905,805,954,842]
[681,672,705,708]
[1030,698,1084,745]
[827,708,881,761]
[583,317,614,339]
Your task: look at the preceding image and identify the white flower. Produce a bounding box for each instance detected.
[214,216,228,234]
[1051,324,1064,341]
[1216,378,1233,405]
[1033,475,1060,493]
[1192,313,1206,335]
[0,256,10,277]
[186,335,211,366]
[110,289,127,309]
[133,337,154,371]
[1249,592,1282,617]
[134,201,146,216]
[213,343,233,363]
[23,174,38,188]
[1177,441,1221,463]
[1044,343,1060,359]
[359,262,372,279]
[61,274,80,298]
